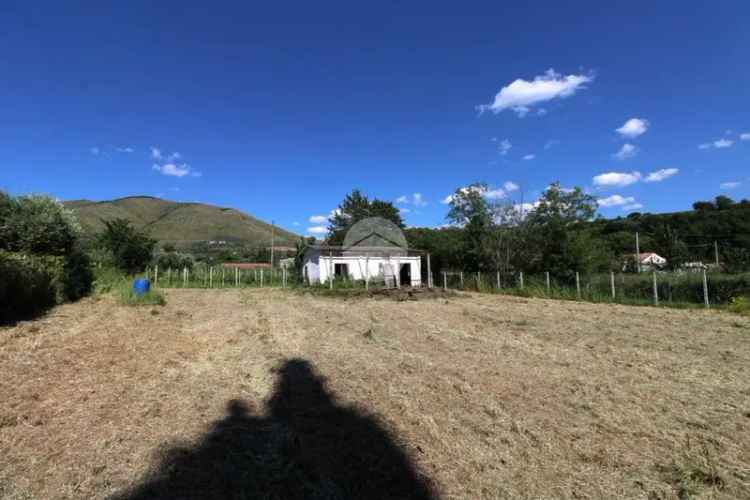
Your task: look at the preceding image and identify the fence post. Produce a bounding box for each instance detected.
[155,265,159,286]
[610,271,616,300]
[443,271,447,291]
[545,271,550,294]
[261,268,265,288]
[209,267,213,288]
[652,271,659,306]
[427,254,432,288]
[222,267,225,287]
[702,268,710,308]
[459,271,464,289]
[282,267,287,288]
[519,271,524,289]
[496,271,500,289]
[476,272,480,291]
[575,272,581,299]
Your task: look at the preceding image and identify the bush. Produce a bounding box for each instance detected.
[0,251,58,322]
[0,194,81,255]
[0,192,94,322]
[97,218,156,274]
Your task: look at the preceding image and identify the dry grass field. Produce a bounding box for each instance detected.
[1,289,749,499]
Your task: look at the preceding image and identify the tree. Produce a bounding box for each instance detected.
[327,189,404,245]
[693,200,715,211]
[652,224,688,270]
[97,218,156,274]
[446,183,498,271]
[524,183,608,276]
[714,195,735,211]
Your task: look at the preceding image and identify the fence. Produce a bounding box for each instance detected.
[145,264,750,308]
[145,265,295,289]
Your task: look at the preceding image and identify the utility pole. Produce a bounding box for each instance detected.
[635,232,641,273]
[271,221,274,269]
[714,241,720,268]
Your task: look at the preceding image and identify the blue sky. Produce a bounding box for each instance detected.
[1,1,749,235]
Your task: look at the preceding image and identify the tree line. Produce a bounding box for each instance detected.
[317,186,750,279]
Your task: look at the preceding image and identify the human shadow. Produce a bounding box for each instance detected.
[111,358,439,500]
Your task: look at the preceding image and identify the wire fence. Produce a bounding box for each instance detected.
[146,264,750,309]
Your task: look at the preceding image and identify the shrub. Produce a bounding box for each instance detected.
[0,251,58,322]
[97,218,156,274]
[0,194,81,255]
[0,193,93,322]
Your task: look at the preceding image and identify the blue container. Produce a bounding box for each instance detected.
[132,278,151,297]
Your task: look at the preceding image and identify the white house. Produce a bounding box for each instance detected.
[623,252,668,272]
[303,247,422,287]
[302,216,423,287]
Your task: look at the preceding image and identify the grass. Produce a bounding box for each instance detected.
[94,266,166,306]
[1,289,749,499]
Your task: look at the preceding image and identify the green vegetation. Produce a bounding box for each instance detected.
[97,218,157,273]
[0,192,93,323]
[326,189,404,245]
[65,195,299,249]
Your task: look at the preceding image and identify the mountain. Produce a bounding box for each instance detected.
[65,196,300,248]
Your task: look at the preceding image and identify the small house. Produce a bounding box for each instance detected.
[302,217,422,287]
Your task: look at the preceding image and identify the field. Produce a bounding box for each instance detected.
[1,289,749,499]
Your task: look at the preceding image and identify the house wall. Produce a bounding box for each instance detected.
[304,254,422,286]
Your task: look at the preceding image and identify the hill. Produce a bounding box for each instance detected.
[65,196,300,248]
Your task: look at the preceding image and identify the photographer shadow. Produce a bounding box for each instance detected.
[112,358,439,500]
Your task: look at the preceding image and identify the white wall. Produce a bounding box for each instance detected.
[307,255,422,287]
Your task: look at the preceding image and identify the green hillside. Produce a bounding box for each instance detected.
[65,196,300,248]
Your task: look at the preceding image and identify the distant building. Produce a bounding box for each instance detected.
[623,252,667,272]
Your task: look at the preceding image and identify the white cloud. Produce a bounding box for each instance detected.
[720,181,741,189]
[592,171,642,188]
[498,139,512,156]
[622,203,643,211]
[116,146,134,153]
[150,146,162,160]
[543,139,560,150]
[442,183,518,204]
[522,154,535,161]
[395,193,428,206]
[536,108,547,116]
[613,143,639,161]
[597,194,636,208]
[644,168,679,183]
[616,118,649,139]
[292,222,301,227]
[503,181,520,192]
[307,226,327,235]
[399,207,411,213]
[477,69,593,117]
[152,163,193,178]
[700,138,735,149]
[309,215,328,224]
[741,132,750,141]
[90,146,100,155]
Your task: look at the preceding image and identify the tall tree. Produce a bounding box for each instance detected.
[327,189,404,245]
[446,183,499,271]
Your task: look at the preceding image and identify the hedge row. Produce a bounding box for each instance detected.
[0,249,93,323]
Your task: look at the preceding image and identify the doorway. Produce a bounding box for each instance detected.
[334,263,349,279]
[399,263,411,287]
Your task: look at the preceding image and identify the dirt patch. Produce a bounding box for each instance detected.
[1,289,749,499]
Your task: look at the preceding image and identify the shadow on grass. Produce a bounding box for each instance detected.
[111,358,439,500]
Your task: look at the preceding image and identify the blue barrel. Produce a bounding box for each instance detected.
[132,278,151,297]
